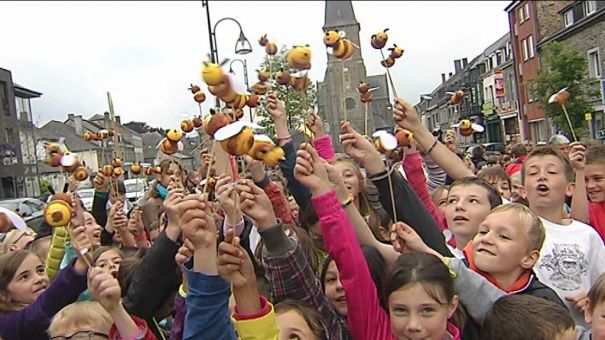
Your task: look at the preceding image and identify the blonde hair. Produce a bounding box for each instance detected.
[48,301,112,338]
[0,227,36,254]
[489,203,545,251]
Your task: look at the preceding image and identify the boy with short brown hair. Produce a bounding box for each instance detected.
[522,146,605,326]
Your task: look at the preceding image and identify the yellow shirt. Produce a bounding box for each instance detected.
[232,302,279,340]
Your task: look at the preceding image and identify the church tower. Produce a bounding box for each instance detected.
[317,0,391,151]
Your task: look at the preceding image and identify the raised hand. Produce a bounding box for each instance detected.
[237,179,277,230]
[67,175,80,193]
[88,267,122,312]
[215,175,240,221]
[390,222,433,256]
[324,162,350,202]
[163,181,185,227]
[266,91,286,121]
[393,98,423,132]
[175,238,195,269]
[294,143,331,196]
[339,121,385,175]
[70,192,85,228]
[217,229,255,289]
[179,194,216,250]
[127,208,144,237]
[94,173,110,193]
[72,225,93,273]
[443,130,457,153]
[243,155,266,183]
[568,142,586,170]
[306,111,325,138]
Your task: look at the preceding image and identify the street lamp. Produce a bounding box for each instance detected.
[228,58,253,121]
[202,0,252,106]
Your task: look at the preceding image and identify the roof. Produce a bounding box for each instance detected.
[37,162,61,174]
[483,33,510,56]
[504,0,521,13]
[37,121,100,152]
[88,113,105,121]
[323,0,359,30]
[366,74,389,99]
[142,132,162,159]
[13,83,42,99]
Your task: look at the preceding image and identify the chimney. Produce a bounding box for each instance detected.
[68,113,74,121]
[462,58,468,68]
[115,116,121,125]
[103,112,110,128]
[441,73,446,84]
[454,59,462,74]
[74,115,83,136]
[448,72,453,78]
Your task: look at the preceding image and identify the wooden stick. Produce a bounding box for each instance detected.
[386,160,398,223]
[561,104,577,142]
[364,101,369,136]
[342,63,348,122]
[66,222,93,268]
[203,140,217,194]
[379,49,398,99]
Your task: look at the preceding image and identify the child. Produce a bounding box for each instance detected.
[522,146,605,326]
[0,227,37,254]
[578,144,605,241]
[444,177,502,258]
[431,185,450,217]
[477,167,512,201]
[0,226,90,340]
[294,143,461,339]
[482,295,578,340]
[48,301,113,339]
[585,273,605,339]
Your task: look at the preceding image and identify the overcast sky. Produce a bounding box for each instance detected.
[0,1,510,130]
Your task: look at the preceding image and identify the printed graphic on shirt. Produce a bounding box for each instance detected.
[539,244,588,291]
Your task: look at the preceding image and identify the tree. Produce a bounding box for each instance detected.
[534,41,600,139]
[253,46,317,137]
[123,121,165,135]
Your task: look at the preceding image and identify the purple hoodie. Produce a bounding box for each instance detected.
[0,261,87,340]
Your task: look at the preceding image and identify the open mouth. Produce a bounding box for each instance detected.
[453,215,469,222]
[335,295,346,303]
[111,270,118,278]
[33,285,47,293]
[536,184,549,193]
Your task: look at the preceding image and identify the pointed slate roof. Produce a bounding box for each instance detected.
[323,0,359,30]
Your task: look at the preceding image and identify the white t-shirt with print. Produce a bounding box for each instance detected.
[535,218,605,327]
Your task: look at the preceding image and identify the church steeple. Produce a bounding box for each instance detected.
[323,0,359,31]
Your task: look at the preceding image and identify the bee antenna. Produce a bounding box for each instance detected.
[384,28,390,32]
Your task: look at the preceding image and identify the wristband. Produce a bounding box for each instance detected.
[341,194,355,209]
[276,135,291,142]
[426,137,439,155]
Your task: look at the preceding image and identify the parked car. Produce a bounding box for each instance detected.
[76,188,95,211]
[124,179,148,203]
[0,198,46,231]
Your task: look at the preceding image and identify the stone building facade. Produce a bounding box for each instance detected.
[316,0,390,151]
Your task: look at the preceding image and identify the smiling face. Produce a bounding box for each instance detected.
[445,184,493,247]
[472,210,538,288]
[333,161,362,198]
[276,309,320,340]
[388,283,458,340]
[94,249,122,278]
[523,155,574,210]
[323,260,347,316]
[4,253,48,305]
[585,163,605,203]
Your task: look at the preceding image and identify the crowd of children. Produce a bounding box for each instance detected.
[0,92,604,339]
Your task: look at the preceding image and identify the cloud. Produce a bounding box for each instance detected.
[0,0,510,129]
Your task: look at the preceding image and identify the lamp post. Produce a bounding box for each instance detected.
[228,58,252,121]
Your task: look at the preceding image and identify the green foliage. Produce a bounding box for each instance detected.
[534,41,600,138]
[39,179,50,194]
[253,46,317,137]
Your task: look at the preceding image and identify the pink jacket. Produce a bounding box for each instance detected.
[312,190,461,340]
[313,135,336,162]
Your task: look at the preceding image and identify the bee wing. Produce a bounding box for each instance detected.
[471,124,485,133]
[339,31,346,38]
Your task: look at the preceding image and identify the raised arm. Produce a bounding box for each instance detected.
[340,121,451,257]
[238,179,347,339]
[294,144,391,339]
[393,98,473,180]
[569,143,589,224]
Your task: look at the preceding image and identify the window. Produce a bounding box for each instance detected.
[522,38,529,61]
[584,1,596,16]
[526,82,538,103]
[528,35,535,59]
[0,82,8,116]
[563,9,574,27]
[588,48,602,78]
[524,3,530,20]
[518,3,529,22]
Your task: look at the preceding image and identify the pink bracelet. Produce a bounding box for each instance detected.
[276,135,291,142]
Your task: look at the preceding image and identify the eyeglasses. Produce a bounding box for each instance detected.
[51,331,109,340]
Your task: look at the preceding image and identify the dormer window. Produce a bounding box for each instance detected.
[584,1,596,16]
[563,9,574,27]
